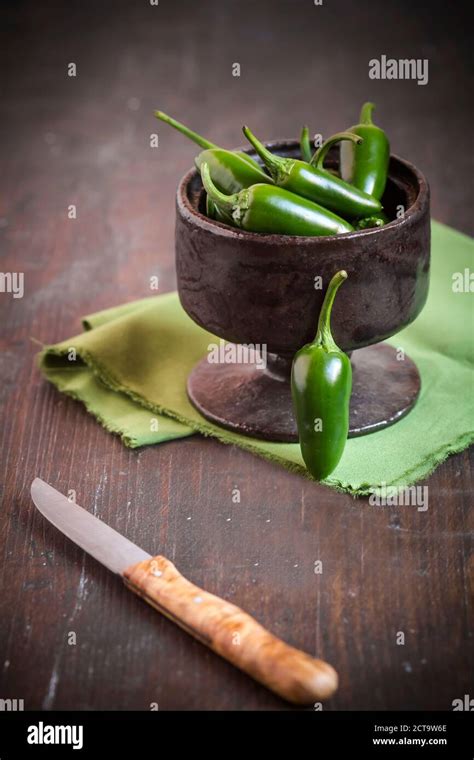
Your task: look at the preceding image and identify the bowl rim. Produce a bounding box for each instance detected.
[176,138,429,244]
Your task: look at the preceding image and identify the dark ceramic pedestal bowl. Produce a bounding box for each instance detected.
[175,141,430,442]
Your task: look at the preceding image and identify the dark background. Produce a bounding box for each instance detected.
[0,0,472,711]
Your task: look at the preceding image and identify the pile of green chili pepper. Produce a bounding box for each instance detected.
[156,104,391,479]
[155,101,390,236]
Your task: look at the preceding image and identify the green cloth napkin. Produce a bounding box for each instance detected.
[39,221,473,495]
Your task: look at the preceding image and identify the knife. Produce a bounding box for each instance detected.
[31,477,337,704]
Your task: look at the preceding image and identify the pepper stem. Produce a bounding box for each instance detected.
[200,162,238,212]
[310,131,363,169]
[242,125,285,177]
[300,125,312,163]
[154,111,217,150]
[360,101,375,125]
[314,270,348,348]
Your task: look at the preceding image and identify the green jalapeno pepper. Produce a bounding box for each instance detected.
[291,270,352,480]
[200,162,354,237]
[154,111,273,218]
[339,102,390,200]
[243,126,382,219]
[194,148,271,195]
[154,110,263,171]
[300,125,312,163]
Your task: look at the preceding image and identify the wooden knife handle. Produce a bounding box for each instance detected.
[123,555,337,705]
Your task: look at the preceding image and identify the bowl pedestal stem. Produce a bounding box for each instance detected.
[187,343,421,442]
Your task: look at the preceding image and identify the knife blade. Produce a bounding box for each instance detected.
[31,477,338,704]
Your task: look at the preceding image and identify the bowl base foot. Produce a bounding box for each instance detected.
[187,343,421,442]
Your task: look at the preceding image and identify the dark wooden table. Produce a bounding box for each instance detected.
[1,0,472,711]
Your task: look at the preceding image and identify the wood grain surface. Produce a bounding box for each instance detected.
[0,0,472,711]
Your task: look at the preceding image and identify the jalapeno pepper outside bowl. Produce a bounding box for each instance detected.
[175,139,430,444]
